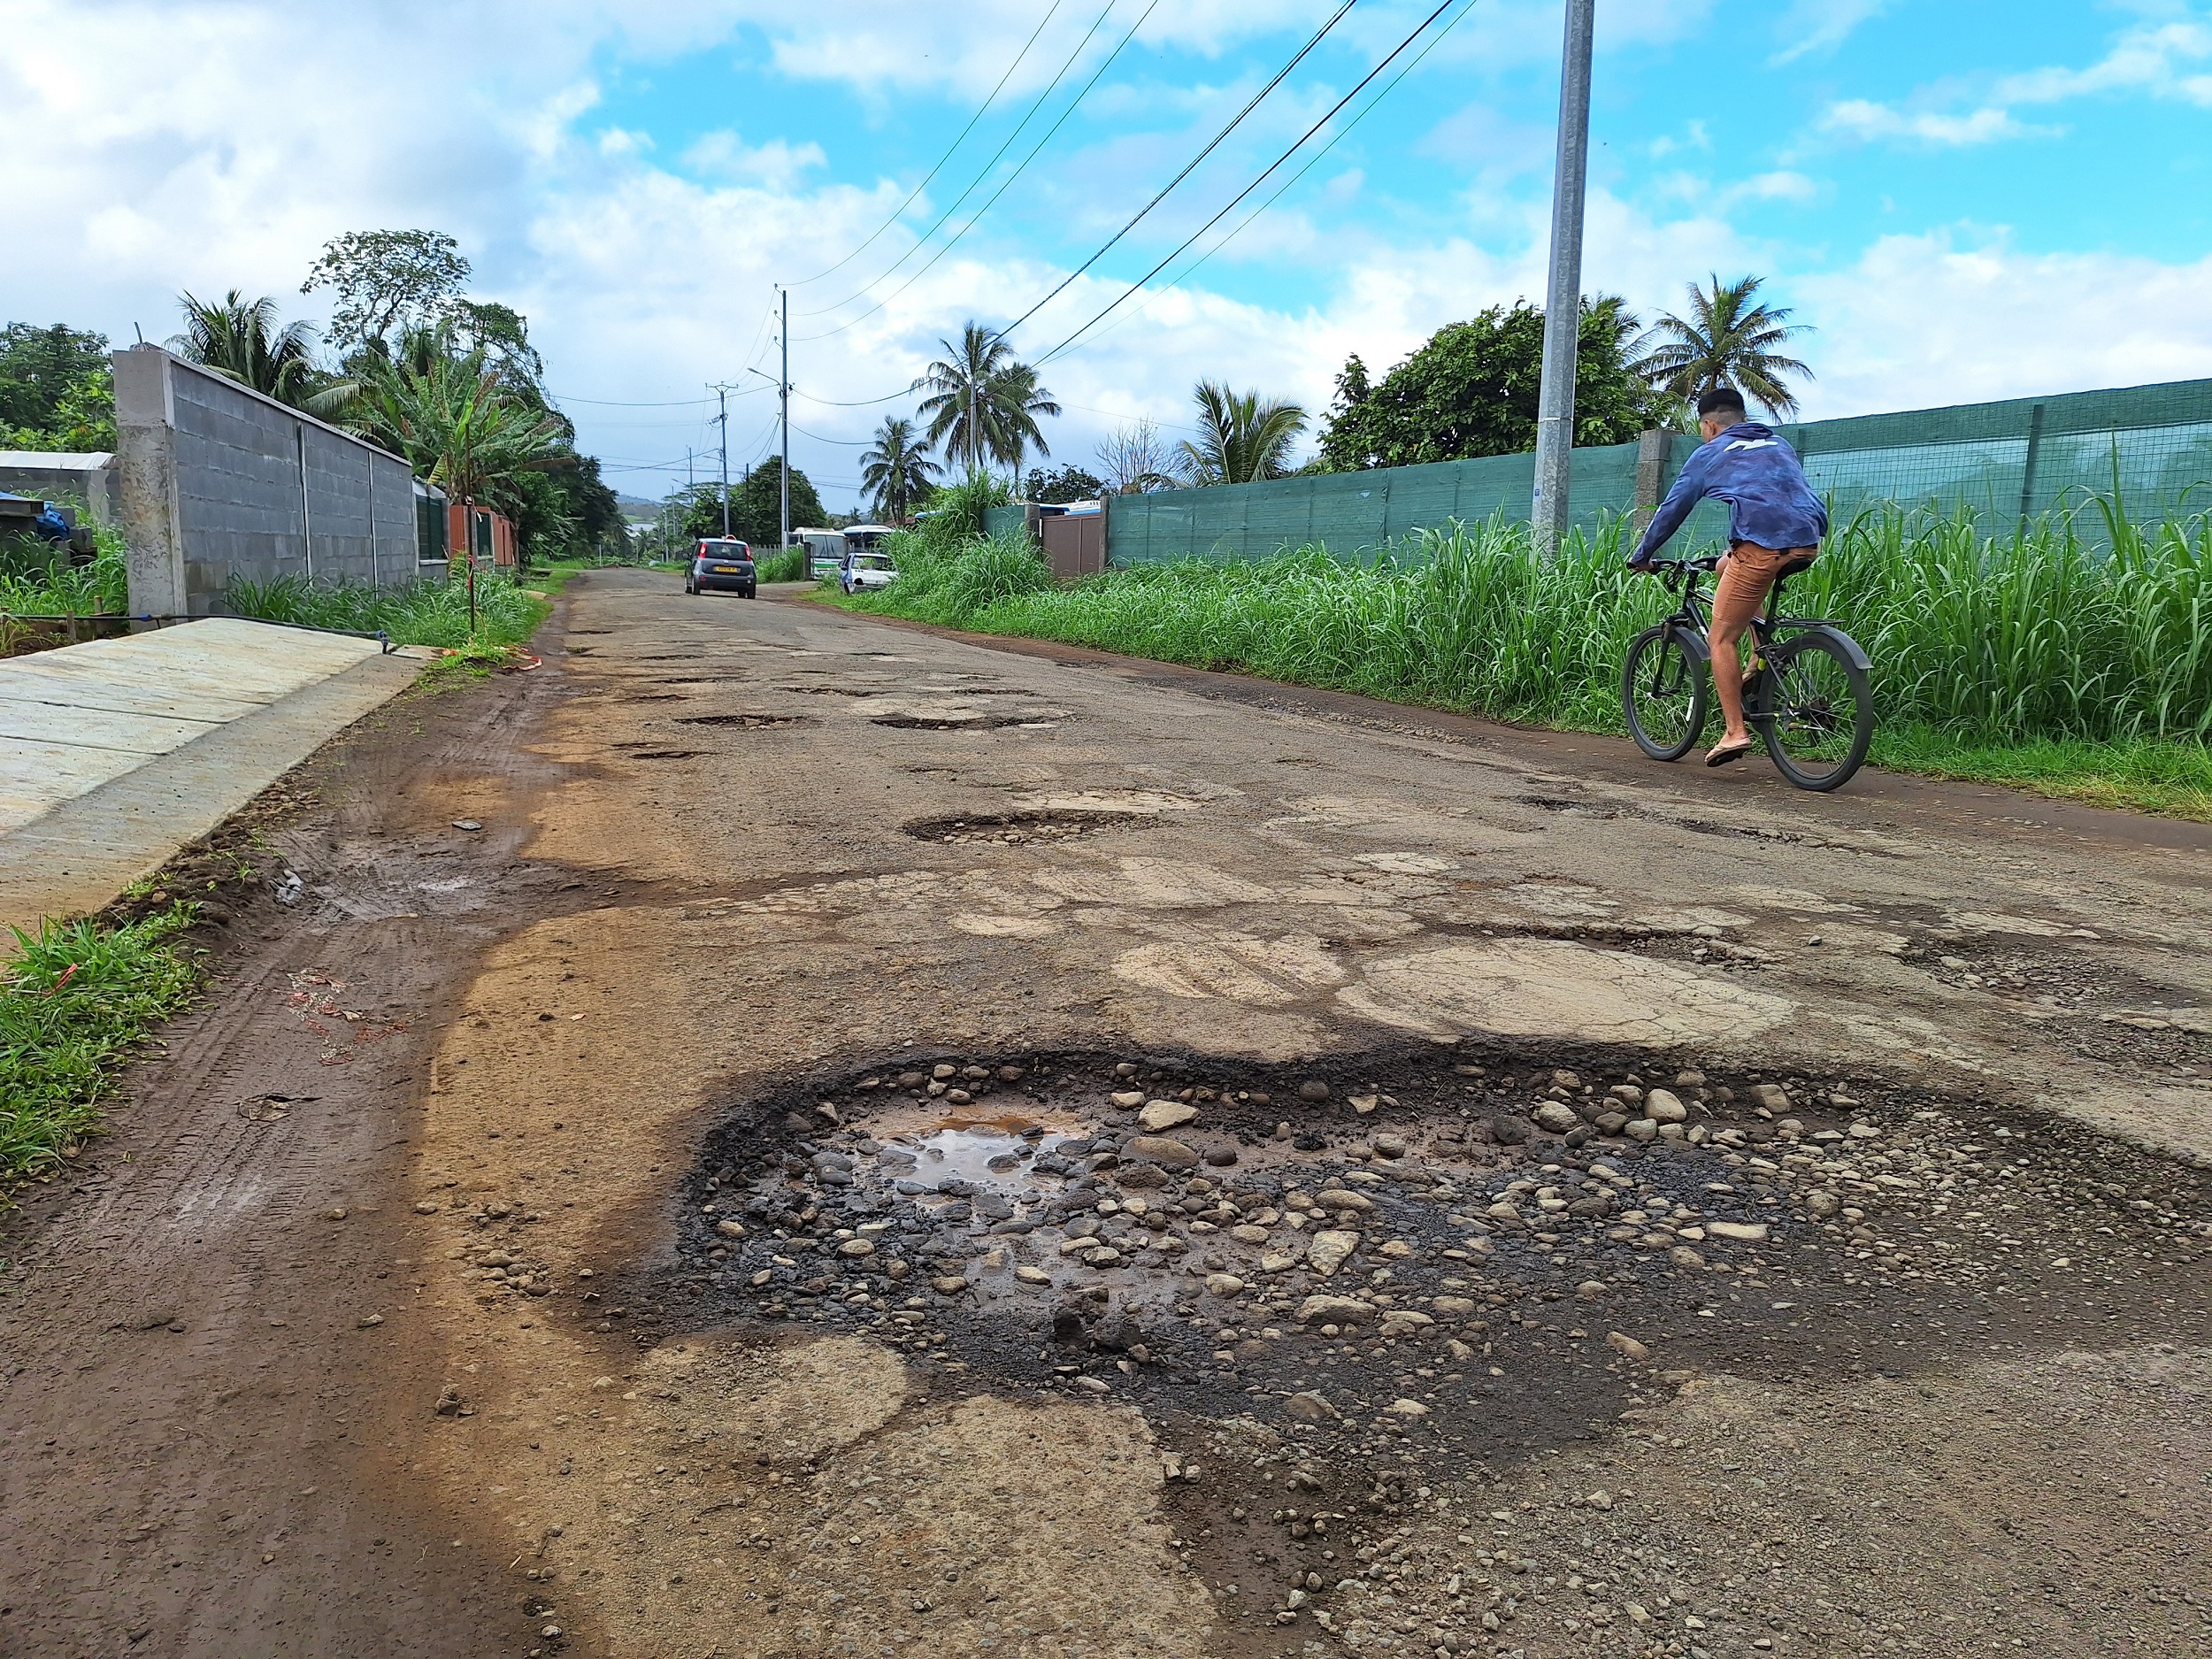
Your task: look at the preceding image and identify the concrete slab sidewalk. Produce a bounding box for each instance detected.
[0,618,425,941]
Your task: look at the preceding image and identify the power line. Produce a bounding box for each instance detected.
[787,0,1072,290]
[795,0,1130,327]
[1069,0,1480,358]
[1033,0,1462,368]
[998,0,1357,343]
[545,391,725,407]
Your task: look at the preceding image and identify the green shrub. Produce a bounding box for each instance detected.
[755,548,808,583]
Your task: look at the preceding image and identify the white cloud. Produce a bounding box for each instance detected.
[1790,229,2212,418]
[1814,12,2212,151]
[682,131,828,187]
[1770,0,1891,65]
[1994,17,2212,107]
[1818,100,2052,147]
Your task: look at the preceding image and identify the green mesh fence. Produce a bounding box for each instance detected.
[1094,377,2212,566]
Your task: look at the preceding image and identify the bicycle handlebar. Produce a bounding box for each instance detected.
[1634,556,1720,576]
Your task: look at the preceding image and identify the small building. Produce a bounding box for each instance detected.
[0,452,119,522]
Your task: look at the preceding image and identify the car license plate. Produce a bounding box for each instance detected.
[714,565,739,572]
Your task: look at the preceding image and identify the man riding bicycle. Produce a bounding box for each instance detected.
[1628,387,1828,768]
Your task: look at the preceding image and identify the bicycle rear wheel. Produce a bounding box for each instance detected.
[1758,627,1873,790]
[1622,625,1708,761]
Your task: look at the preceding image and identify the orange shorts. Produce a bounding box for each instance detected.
[1710,541,1816,654]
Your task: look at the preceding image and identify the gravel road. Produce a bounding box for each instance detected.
[3,568,2206,1659]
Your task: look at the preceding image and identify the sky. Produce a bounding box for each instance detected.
[6,0,2211,510]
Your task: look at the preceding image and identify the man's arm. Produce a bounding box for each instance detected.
[1628,444,1712,565]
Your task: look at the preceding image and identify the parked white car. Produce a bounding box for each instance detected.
[840,549,899,595]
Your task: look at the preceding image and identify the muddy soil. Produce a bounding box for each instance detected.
[4,569,2209,1659]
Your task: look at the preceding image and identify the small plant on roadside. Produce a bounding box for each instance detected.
[2,906,204,1182]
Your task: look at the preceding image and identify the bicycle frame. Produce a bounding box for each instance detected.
[1645,557,1838,683]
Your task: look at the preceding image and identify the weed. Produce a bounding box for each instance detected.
[2,906,204,1182]
[227,568,547,649]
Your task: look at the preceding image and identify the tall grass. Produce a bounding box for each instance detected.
[227,569,547,649]
[3,906,203,1180]
[841,496,2212,809]
[0,511,127,620]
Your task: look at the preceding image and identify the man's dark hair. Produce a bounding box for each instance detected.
[1697,387,1747,421]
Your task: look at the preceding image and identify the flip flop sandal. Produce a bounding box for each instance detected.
[1705,739,1754,768]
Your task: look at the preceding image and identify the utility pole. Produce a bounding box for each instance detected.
[778,286,792,557]
[1532,0,1595,559]
[710,382,737,537]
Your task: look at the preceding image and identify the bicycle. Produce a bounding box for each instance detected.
[1621,555,1875,792]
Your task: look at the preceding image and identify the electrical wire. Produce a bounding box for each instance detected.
[787,0,1071,289]
[545,391,725,407]
[1033,0,1460,368]
[1069,0,1480,358]
[996,0,1357,343]
[795,0,1131,326]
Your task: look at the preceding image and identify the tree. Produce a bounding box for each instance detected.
[0,323,114,450]
[1175,382,1308,486]
[860,416,941,520]
[1633,274,1812,419]
[301,229,471,351]
[1094,418,1175,494]
[172,291,353,417]
[913,322,1058,475]
[350,349,571,522]
[671,461,826,546]
[1023,464,1104,504]
[983,358,1061,477]
[1316,296,1665,471]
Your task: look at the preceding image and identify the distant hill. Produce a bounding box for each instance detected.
[615,494,662,516]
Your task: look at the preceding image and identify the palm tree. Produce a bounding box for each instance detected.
[859,416,941,520]
[172,290,353,417]
[1633,275,1813,419]
[1174,381,1308,486]
[350,348,570,520]
[912,322,1059,477]
[983,359,1060,479]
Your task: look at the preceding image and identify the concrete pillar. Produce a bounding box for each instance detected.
[1631,428,1674,538]
[112,346,187,622]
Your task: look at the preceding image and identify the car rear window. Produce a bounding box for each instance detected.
[855,556,895,570]
[698,544,749,560]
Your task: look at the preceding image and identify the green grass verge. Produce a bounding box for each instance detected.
[228,569,549,649]
[3,906,204,1182]
[830,507,2212,822]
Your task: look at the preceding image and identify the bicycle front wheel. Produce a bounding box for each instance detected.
[1760,627,1874,790]
[1622,625,1708,761]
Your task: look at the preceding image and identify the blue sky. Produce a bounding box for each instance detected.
[7,0,2211,509]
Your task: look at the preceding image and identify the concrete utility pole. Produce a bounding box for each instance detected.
[1532,0,1595,559]
[710,382,736,537]
[778,287,792,557]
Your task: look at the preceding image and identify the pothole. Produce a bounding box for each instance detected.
[674,713,805,728]
[902,809,1145,844]
[626,749,706,761]
[871,713,1064,731]
[1517,795,1625,820]
[638,1044,2210,1479]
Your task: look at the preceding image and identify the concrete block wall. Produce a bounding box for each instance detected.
[114,346,418,617]
[0,453,119,520]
